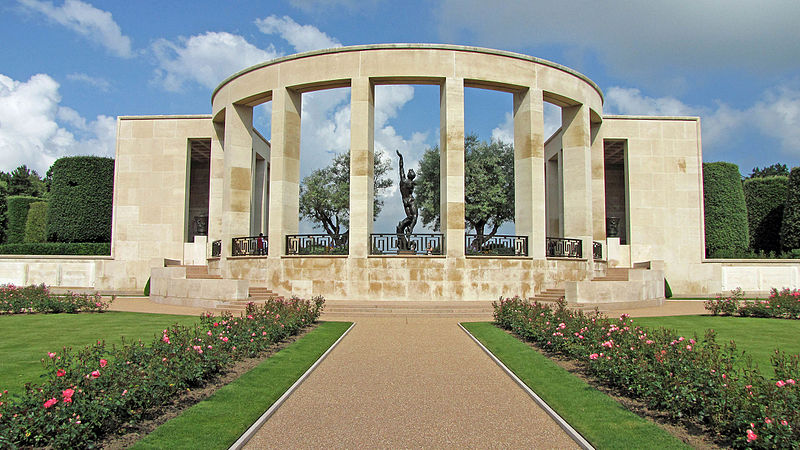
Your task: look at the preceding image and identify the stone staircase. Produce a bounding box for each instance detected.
[590,267,629,282]
[528,288,566,304]
[212,287,280,313]
[184,265,222,280]
[321,300,494,319]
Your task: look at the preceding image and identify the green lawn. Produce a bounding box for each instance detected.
[633,315,800,377]
[0,311,199,394]
[462,322,689,449]
[133,321,352,450]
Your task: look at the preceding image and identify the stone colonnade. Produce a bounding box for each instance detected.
[209,45,603,270]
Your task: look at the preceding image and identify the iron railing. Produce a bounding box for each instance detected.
[593,241,603,260]
[232,236,268,256]
[286,234,348,255]
[211,240,222,258]
[370,233,444,255]
[546,237,583,258]
[465,234,528,256]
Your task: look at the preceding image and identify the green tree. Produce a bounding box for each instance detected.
[749,163,789,179]
[743,175,788,253]
[703,162,749,257]
[780,167,800,251]
[299,150,392,243]
[416,134,515,247]
[7,165,45,197]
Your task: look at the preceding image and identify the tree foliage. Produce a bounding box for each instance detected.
[0,180,7,244]
[24,201,49,243]
[780,167,800,251]
[46,156,114,243]
[748,163,789,179]
[5,196,40,244]
[6,165,46,197]
[299,151,392,241]
[702,162,749,257]
[743,175,788,253]
[416,134,514,242]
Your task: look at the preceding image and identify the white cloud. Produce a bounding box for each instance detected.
[66,72,110,91]
[0,73,115,174]
[18,0,133,58]
[436,1,800,79]
[152,32,279,91]
[255,15,341,53]
[604,83,800,158]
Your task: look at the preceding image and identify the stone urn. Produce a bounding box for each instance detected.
[194,214,209,236]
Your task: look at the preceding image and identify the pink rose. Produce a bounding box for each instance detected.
[99,359,107,368]
[47,352,56,358]
[777,380,786,387]
[56,369,66,377]
[589,353,599,360]
[90,370,100,378]
[746,429,757,442]
[43,398,58,408]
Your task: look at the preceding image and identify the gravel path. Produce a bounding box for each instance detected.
[244,317,578,449]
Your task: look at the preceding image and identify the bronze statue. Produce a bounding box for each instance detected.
[396,150,418,251]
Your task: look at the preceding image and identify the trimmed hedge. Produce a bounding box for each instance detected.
[0,181,7,243]
[703,162,749,257]
[0,242,110,255]
[46,156,114,243]
[780,167,800,251]
[24,201,48,243]
[744,175,788,253]
[5,195,40,244]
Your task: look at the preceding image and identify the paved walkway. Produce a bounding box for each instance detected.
[245,317,579,449]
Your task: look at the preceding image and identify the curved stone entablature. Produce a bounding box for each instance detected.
[211,44,603,119]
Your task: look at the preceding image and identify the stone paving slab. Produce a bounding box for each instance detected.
[244,317,579,449]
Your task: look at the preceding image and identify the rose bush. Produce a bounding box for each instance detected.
[707,287,800,319]
[0,284,110,314]
[494,296,799,449]
[0,295,324,448]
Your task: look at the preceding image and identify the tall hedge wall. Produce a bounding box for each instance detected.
[703,162,749,257]
[6,196,40,244]
[0,181,7,243]
[46,156,114,243]
[24,201,48,243]
[780,167,800,250]
[743,175,788,253]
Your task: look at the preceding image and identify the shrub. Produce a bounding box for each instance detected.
[781,167,800,251]
[0,242,110,255]
[24,201,48,243]
[705,287,742,315]
[703,162,749,257]
[0,181,7,243]
[46,156,114,243]
[494,297,800,448]
[0,284,111,314]
[0,295,324,448]
[5,195,39,244]
[143,277,150,296]
[744,176,788,253]
[664,278,673,298]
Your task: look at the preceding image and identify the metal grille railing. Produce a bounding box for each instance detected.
[370,233,444,255]
[232,236,268,256]
[465,234,528,256]
[546,237,583,258]
[593,241,603,260]
[286,234,348,255]
[211,240,222,258]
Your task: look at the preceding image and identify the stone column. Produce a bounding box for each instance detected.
[561,104,593,260]
[221,104,253,257]
[349,78,375,258]
[513,88,546,258]
[208,119,225,255]
[590,123,606,240]
[440,77,465,258]
[267,87,302,256]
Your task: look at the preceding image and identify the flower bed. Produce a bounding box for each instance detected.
[0,296,324,448]
[706,287,800,319]
[0,284,110,314]
[494,296,799,448]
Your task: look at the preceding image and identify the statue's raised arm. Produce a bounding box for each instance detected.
[396,150,405,181]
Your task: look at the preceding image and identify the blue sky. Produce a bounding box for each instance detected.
[2,0,800,232]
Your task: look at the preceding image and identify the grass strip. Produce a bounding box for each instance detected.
[133,321,352,450]
[462,322,689,450]
[633,315,800,378]
[0,311,199,394]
